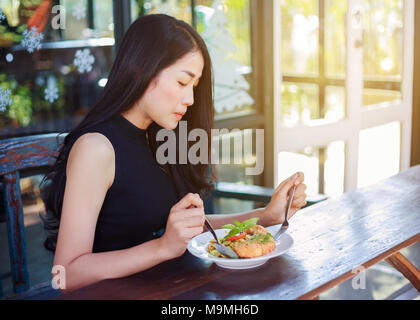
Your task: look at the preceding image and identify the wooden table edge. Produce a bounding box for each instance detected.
[297,233,420,300]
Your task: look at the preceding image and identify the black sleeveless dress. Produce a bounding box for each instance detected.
[75,113,181,253]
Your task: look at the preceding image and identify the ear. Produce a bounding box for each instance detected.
[148,78,158,91]
[145,74,160,93]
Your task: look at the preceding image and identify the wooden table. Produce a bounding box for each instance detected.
[57,165,420,300]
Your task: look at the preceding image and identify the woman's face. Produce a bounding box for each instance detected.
[138,50,204,130]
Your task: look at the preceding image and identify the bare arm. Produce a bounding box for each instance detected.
[53,133,171,292]
[58,238,169,292]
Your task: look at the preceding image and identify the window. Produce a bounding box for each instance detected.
[276,0,413,197]
[0,0,115,138]
[362,0,403,107]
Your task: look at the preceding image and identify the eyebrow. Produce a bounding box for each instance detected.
[182,70,201,79]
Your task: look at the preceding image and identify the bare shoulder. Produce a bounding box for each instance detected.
[67,132,115,187]
[72,132,113,154]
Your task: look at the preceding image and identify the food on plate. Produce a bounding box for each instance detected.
[207,218,276,259]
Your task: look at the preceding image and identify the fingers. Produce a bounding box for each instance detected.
[169,206,205,234]
[173,213,205,239]
[171,206,204,219]
[168,193,206,243]
[292,198,307,208]
[291,183,307,207]
[292,183,306,197]
[295,172,305,186]
[276,172,305,197]
[171,193,204,212]
[293,193,306,203]
[179,210,206,228]
[162,194,206,258]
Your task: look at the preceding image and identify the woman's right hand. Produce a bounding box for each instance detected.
[159,193,206,260]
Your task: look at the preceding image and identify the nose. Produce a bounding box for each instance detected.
[182,87,194,107]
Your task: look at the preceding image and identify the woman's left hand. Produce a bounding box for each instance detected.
[264,172,307,225]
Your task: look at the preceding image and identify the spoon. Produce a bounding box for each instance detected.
[205,218,238,259]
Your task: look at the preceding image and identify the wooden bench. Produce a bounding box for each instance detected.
[0,133,65,299]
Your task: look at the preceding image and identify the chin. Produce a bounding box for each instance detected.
[159,120,178,131]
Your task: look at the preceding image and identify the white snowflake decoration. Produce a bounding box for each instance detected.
[44,85,59,103]
[73,49,95,73]
[72,4,86,20]
[5,53,13,63]
[21,27,44,53]
[0,9,6,22]
[0,87,12,112]
[44,76,59,103]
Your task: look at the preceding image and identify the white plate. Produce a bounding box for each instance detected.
[187,225,294,269]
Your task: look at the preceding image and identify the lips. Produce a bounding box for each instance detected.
[174,112,185,119]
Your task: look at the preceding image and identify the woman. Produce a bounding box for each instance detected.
[43,14,307,292]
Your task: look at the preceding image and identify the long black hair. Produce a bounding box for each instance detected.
[41,14,215,252]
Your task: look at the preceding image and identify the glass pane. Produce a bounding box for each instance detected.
[211,128,258,214]
[131,0,140,21]
[195,0,251,68]
[325,86,345,121]
[92,1,114,38]
[281,0,347,127]
[0,0,114,42]
[280,82,319,127]
[140,0,192,23]
[363,0,403,106]
[363,88,402,106]
[278,141,345,198]
[0,0,114,138]
[61,0,99,41]
[62,1,87,40]
[358,122,400,188]
[195,0,254,118]
[281,0,319,76]
[212,129,256,185]
[212,198,255,215]
[325,0,347,78]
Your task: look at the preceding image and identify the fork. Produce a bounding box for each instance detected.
[274,185,297,241]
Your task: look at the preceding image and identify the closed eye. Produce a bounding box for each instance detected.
[178,81,187,87]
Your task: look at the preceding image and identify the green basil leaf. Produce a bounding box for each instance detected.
[234,221,242,228]
[221,224,236,229]
[242,217,259,230]
[223,227,240,240]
